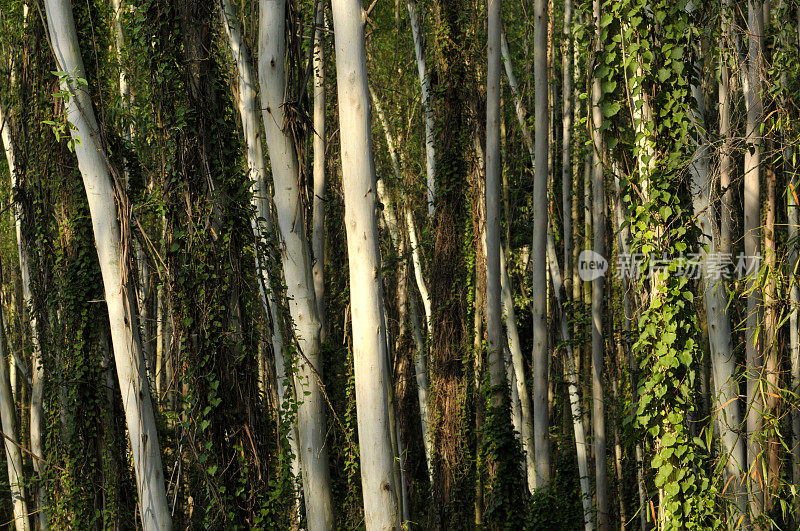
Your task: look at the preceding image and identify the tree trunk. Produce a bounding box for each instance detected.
[219,0,302,497]
[406,0,436,217]
[532,0,550,490]
[590,0,607,524]
[331,0,401,524]
[258,3,334,527]
[743,0,764,519]
[312,0,327,341]
[0,304,29,530]
[44,0,171,527]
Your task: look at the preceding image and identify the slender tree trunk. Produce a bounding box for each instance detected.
[258,3,334,527]
[331,0,401,523]
[532,0,550,490]
[485,0,504,410]
[44,0,171,527]
[787,6,800,522]
[590,0,607,525]
[0,83,47,531]
[744,0,764,519]
[312,0,327,341]
[219,0,302,496]
[500,246,536,487]
[406,0,436,217]
[0,305,29,530]
[562,0,573,301]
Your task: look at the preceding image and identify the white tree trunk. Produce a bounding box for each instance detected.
[219,0,302,497]
[44,0,171,528]
[258,2,334,528]
[532,0,550,489]
[590,0,607,524]
[331,0,400,524]
[0,82,47,531]
[312,1,327,341]
[485,0,505,410]
[405,0,436,217]
[0,305,29,530]
[743,0,764,518]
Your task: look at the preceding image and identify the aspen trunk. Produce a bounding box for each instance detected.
[0,97,32,531]
[44,0,171,527]
[331,0,401,523]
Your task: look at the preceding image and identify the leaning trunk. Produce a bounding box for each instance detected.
[44,0,171,527]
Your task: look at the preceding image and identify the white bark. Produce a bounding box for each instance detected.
[0,80,47,530]
[44,0,171,528]
[485,0,505,409]
[590,0,607,524]
[532,0,550,489]
[0,306,29,530]
[312,1,327,341]
[331,0,400,524]
[405,0,436,217]
[258,2,334,527]
[219,0,302,494]
[743,0,764,518]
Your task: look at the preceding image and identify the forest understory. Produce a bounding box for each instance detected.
[0,0,798,529]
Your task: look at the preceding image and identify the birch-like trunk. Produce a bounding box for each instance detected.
[405,0,436,217]
[0,305,29,530]
[743,0,764,518]
[258,3,334,527]
[590,0,607,524]
[0,81,47,530]
[532,0,550,489]
[312,1,327,340]
[331,0,400,524]
[485,0,505,411]
[44,0,171,527]
[219,0,302,497]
